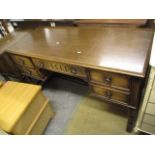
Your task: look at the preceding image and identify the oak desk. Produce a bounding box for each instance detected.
[0,26,154,132]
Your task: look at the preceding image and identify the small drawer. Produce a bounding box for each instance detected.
[145,103,155,116]
[11,54,34,68]
[90,84,130,105]
[69,66,86,78]
[32,59,46,69]
[19,66,44,79]
[32,58,87,78]
[89,70,131,91]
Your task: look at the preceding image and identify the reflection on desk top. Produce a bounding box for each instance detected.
[4,26,155,77]
[0,30,29,54]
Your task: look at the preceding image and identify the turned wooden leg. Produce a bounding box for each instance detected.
[127,108,137,132]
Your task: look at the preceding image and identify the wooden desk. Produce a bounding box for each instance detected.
[0,26,154,132]
[0,30,33,80]
[74,19,147,26]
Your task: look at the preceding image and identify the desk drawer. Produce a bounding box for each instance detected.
[33,58,87,79]
[90,70,131,91]
[19,66,44,79]
[90,84,130,105]
[11,54,34,68]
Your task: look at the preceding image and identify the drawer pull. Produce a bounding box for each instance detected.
[105,91,112,98]
[71,67,77,75]
[90,70,130,91]
[104,77,112,84]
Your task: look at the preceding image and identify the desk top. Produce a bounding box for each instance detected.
[2,26,154,77]
[75,19,147,26]
[0,31,27,54]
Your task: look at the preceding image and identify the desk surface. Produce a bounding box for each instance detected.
[0,31,27,54]
[1,26,154,77]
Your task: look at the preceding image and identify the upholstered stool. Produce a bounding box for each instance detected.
[0,81,54,135]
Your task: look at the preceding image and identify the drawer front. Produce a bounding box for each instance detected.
[11,54,34,68]
[145,103,155,116]
[90,84,129,105]
[143,114,155,126]
[33,58,87,78]
[90,70,131,91]
[19,66,43,79]
[149,89,155,103]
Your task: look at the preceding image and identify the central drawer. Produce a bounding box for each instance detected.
[18,66,44,79]
[32,58,87,79]
[90,84,130,105]
[89,70,131,91]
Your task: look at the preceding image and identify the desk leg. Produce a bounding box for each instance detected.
[127,108,137,132]
[127,78,143,132]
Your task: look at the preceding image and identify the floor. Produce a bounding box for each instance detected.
[0,74,132,135]
[43,76,88,134]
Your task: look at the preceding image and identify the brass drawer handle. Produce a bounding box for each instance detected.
[105,91,112,98]
[71,67,77,75]
[104,77,112,84]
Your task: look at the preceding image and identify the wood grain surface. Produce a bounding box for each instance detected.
[6,26,154,77]
[74,19,147,25]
